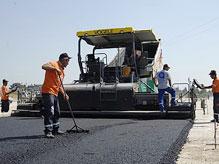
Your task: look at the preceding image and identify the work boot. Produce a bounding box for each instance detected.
[52,130,65,135]
[45,132,55,139]
[171,100,177,107]
[211,119,215,122]
[160,109,166,113]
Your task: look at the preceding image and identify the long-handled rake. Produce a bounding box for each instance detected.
[213,113,219,149]
[59,75,89,133]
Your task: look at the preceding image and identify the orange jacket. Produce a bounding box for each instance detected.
[1,85,9,100]
[41,61,65,96]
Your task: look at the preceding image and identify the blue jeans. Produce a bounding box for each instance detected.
[158,87,176,112]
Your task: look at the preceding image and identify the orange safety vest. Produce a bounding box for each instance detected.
[212,77,219,93]
[41,61,65,96]
[1,85,9,101]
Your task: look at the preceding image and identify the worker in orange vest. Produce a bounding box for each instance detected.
[201,70,219,122]
[41,53,71,138]
[1,79,17,113]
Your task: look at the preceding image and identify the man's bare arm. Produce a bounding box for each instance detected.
[42,63,61,75]
[6,89,17,95]
[152,77,158,87]
[202,85,212,89]
[59,86,69,100]
[42,63,57,71]
[168,79,172,87]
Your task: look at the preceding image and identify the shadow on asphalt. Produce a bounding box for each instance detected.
[0,135,44,142]
[16,117,43,120]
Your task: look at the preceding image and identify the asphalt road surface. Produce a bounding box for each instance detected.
[0,117,192,164]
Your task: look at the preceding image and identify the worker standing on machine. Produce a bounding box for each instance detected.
[41,53,71,138]
[154,64,176,112]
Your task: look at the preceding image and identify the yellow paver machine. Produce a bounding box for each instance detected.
[17,27,196,119]
[57,27,196,119]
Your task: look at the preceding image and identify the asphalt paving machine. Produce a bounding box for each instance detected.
[58,27,196,118]
[16,27,196,119]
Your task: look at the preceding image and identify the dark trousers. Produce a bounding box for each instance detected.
[1,100,9,112]
[42,93,60,133]
[213,93,219,121]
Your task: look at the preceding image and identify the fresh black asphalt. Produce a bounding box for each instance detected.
[0,117,192,164]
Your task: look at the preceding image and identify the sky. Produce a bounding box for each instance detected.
[0,0,219,86]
